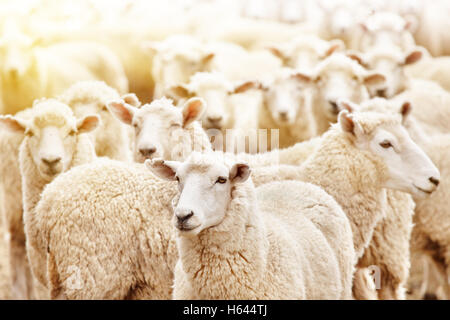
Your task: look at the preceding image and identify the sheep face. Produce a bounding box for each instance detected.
[263,75,310,126]
[166,77,234,131]
[338,110,440,198]
[267,37,344,69]
[302,68,384,124]
[359,12,415,52]
[107,97,205,162]
[348,49,422,98]
[0,101,99,181]
[146,153,250,236]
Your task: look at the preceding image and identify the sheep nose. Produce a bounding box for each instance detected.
[42,156,61,167]
[207,116,223,123]
[139,147,156,158]
[377,89,387,98]
[429,177,440,187]
[279,111,288,120]
[329,101,339,114]
[177,211,194,224]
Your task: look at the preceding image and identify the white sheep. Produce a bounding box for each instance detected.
[57,80,136,162]
[266,35,344,70]
[145,34,215,99]
[351,11,416,52]
[106,97,211,163]
[347,97,447,299]
[148,152,355,299]
[291,53,386,134]
[23,98,210,299]
[406,55,450,92]
[0,19,128,115]
[347,46,423,98]
[0,99,100,299]
[245,108,439,300]
[233,68,318,149]
[0,107,33,299]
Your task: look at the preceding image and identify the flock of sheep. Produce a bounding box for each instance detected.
[0,0,449,300]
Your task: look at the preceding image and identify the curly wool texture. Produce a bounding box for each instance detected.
[58,81,132,161]
[393,79,450,136]
[0,108,33,300]
[0,213,11,300]
[29,159,178,299]
[174,177,353,299]
[359,98,448,299]
[411,134,450,295]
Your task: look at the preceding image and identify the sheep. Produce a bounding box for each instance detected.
[291,53,386,134]
[106,97,211,163]
[348,97,449,299]
[145,34,215,99]
[24,98,210,299]
[248,108,439,300]
[0,107,33,299]
[351,11,416,52]
[232,68,318,149]
[392,79,450,135]
[406,55,450,92]
[165,72,236,133]
[0,19,128,115]
[266,35,345,70]
[57,80,136,162]
[410,134,450,299]
[148,152,355,299]
[0,99,100,299]
[347,46,423,98]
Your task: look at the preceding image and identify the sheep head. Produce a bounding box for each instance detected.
[107,97,206,162]
[337,107,440,198]
[292,54,385,131]
[0,99,99,181]
[347,47,423,98]
[146,152,250,236]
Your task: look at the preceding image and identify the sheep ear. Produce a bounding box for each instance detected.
[121,93,141,107]
[77,115,100,133]
[337,99,359,113]
[201,52,215,65]
[364,73,386,87]
[325,39,344,57]
[232,81,263,94]
[347,51,367,67]
[291,72,314,84]
[182,97,206,127]
[400,101,412,123]
[0,115,29,133]
[106,100,137,125]
[165,85,191,101]
[339,110,355,135]
[229,163,250,184]
[146,158,179,181]
[403,50,422,65]
[266,46,286,60]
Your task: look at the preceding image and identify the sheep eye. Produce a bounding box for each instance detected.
[176,176,180,182]
[25,130,34,137]
[216,177,227,184]
[170,123,181,128]
[379,140,392,149]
